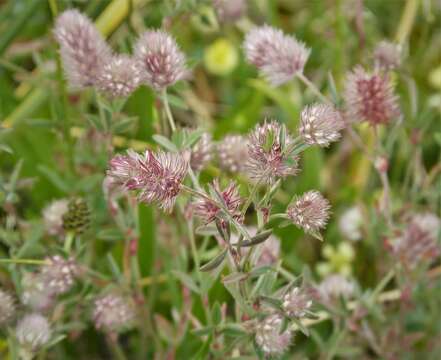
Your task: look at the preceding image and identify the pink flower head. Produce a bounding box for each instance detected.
[344,66,400,125]
[282,287,313,318]
[54,10,112,89]
[374,41,401,71]
[255,314,292,356]
[247,120,299,183]
[287,190,331,234]
[193,180,242,224]
[93,294,135,333]
[96,55,142,98]
[108,150,188,212]
[244,25,310,86]
[299,103,345,147]
[217,135,249,173]
[190,133,213,172]
[134,30,188,90]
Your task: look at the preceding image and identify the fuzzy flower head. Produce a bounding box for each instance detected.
[244,25,310,86]
[43,199,69,236]
[287,191,331,234]
[0,289,16,325]
[217,135,249,173]
[54,10,112,89]
[213,0,247,22]
[255,234,280,267]
[190,133,213,172]
[41,256,79,296]
[21,273,54,312]
[282,287,313,318]
[317,274,355,302]
[339,206,363,241]
[93,294,136,333]
[134,30,187,90]
[299,103,345,146]
[344,66,400,125]
[374,41,402,71]
[193,180,242,224]
[247,120,299,184]
[391,213,440,269]
[255,314,292,356]
[108,150,188,212]
[96,55,141,98]
[16,313,51,350]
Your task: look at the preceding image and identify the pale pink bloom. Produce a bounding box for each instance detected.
[282,287,313,318]
[134,30,188,90]
[344,66,400,125]
[190,133,213,172]
[213,0,247,22]
[93,294,136,333]
[0,289,15,325]
[244,25,310,86]
[287,190,331,233]
[16,313,51,350]
[247,120,299,183]
[255,314,292,356]
[54,10,112,89]
[374,41,401,71]
[299,103,345,147]
[217,135,249,173]
[41,256,79,296]
[43,199,69,236]
[317,274,355,302]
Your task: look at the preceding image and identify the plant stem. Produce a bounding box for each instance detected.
[297,73,332,105]
[64,232,75,253]
[162,89,176,133]
[0,258,47,265]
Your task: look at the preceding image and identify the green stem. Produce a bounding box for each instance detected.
[64,232,75,253]
[371,268,395,301]
[0,258,47,265]
[240,179,262,217]
[297,73,332,105]
[162,89,176,133]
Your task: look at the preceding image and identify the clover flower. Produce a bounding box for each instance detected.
[247,120,299,183]
[287,191,330,234]
[213,0,247,22]
[96,55,142,98]
[317,274,355,301]
[217,135,249,173]
[108,150,188,212]
[339,206,364,241]
[190,133,213,172]
[134,30,188,90]
[41,256,79,296]
[374,41,401,71]
[299,103,345,147]
[43,199,69,236]
[54,10,112,89]
[344,66,400,125]
[193,180,242,224]
[244,25,310,86]
[93,294,136,333]
[0,289,15,325]
[21,273,55,312]
[255,314,292,356]
[16,313,51,350]
[282,287,313,318]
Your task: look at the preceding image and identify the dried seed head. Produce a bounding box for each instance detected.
[134,30,188,91]
[299,103,345,146]
[213,0,247,22]
[247,120,299,184]
[217,135,249,173]
[317,274,355,301]
[21,273,55,312]
[190,133,213,172]
[62,198,91,234]
[0,289,16,325]
[193,180,242,224]
[282,287,313,318]
[16,313,51,350]
[41,256,79,296]
[344,66,400,125]
[96,55,142,98]
[108,150,188,212]
[374,41,401,71]
[244,25,310,86]
[93,294,136,333]
[43,199,69,236]
[287,190,331,234]
[255,314,292,356]
[54,10,112,89]
[391,213,440,269]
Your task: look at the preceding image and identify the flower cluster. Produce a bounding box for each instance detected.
[282,287,313,318]
[244,25,310,86]
[43,199,69,236]
[344,66,400,125]
[16,313,51,351]
[55,10,188,97]
[108,150,188,212]
[374,41,401,71]
[0,289,15,325]
[217,135,249,173]
[255,314,292,356]
[190,133,213,172]
[93,294,136,333]
[247,120,299,183]
[317,274,355,302]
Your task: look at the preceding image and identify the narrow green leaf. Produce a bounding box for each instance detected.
[211,302,222,326]
[172,270,200,294]
[152,134,179,152]
[200,248,227,272]
[234,230,272,247]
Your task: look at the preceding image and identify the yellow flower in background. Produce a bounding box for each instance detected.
[316,242,355,277]
[428,65,441,90]
[204,38,238,76]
